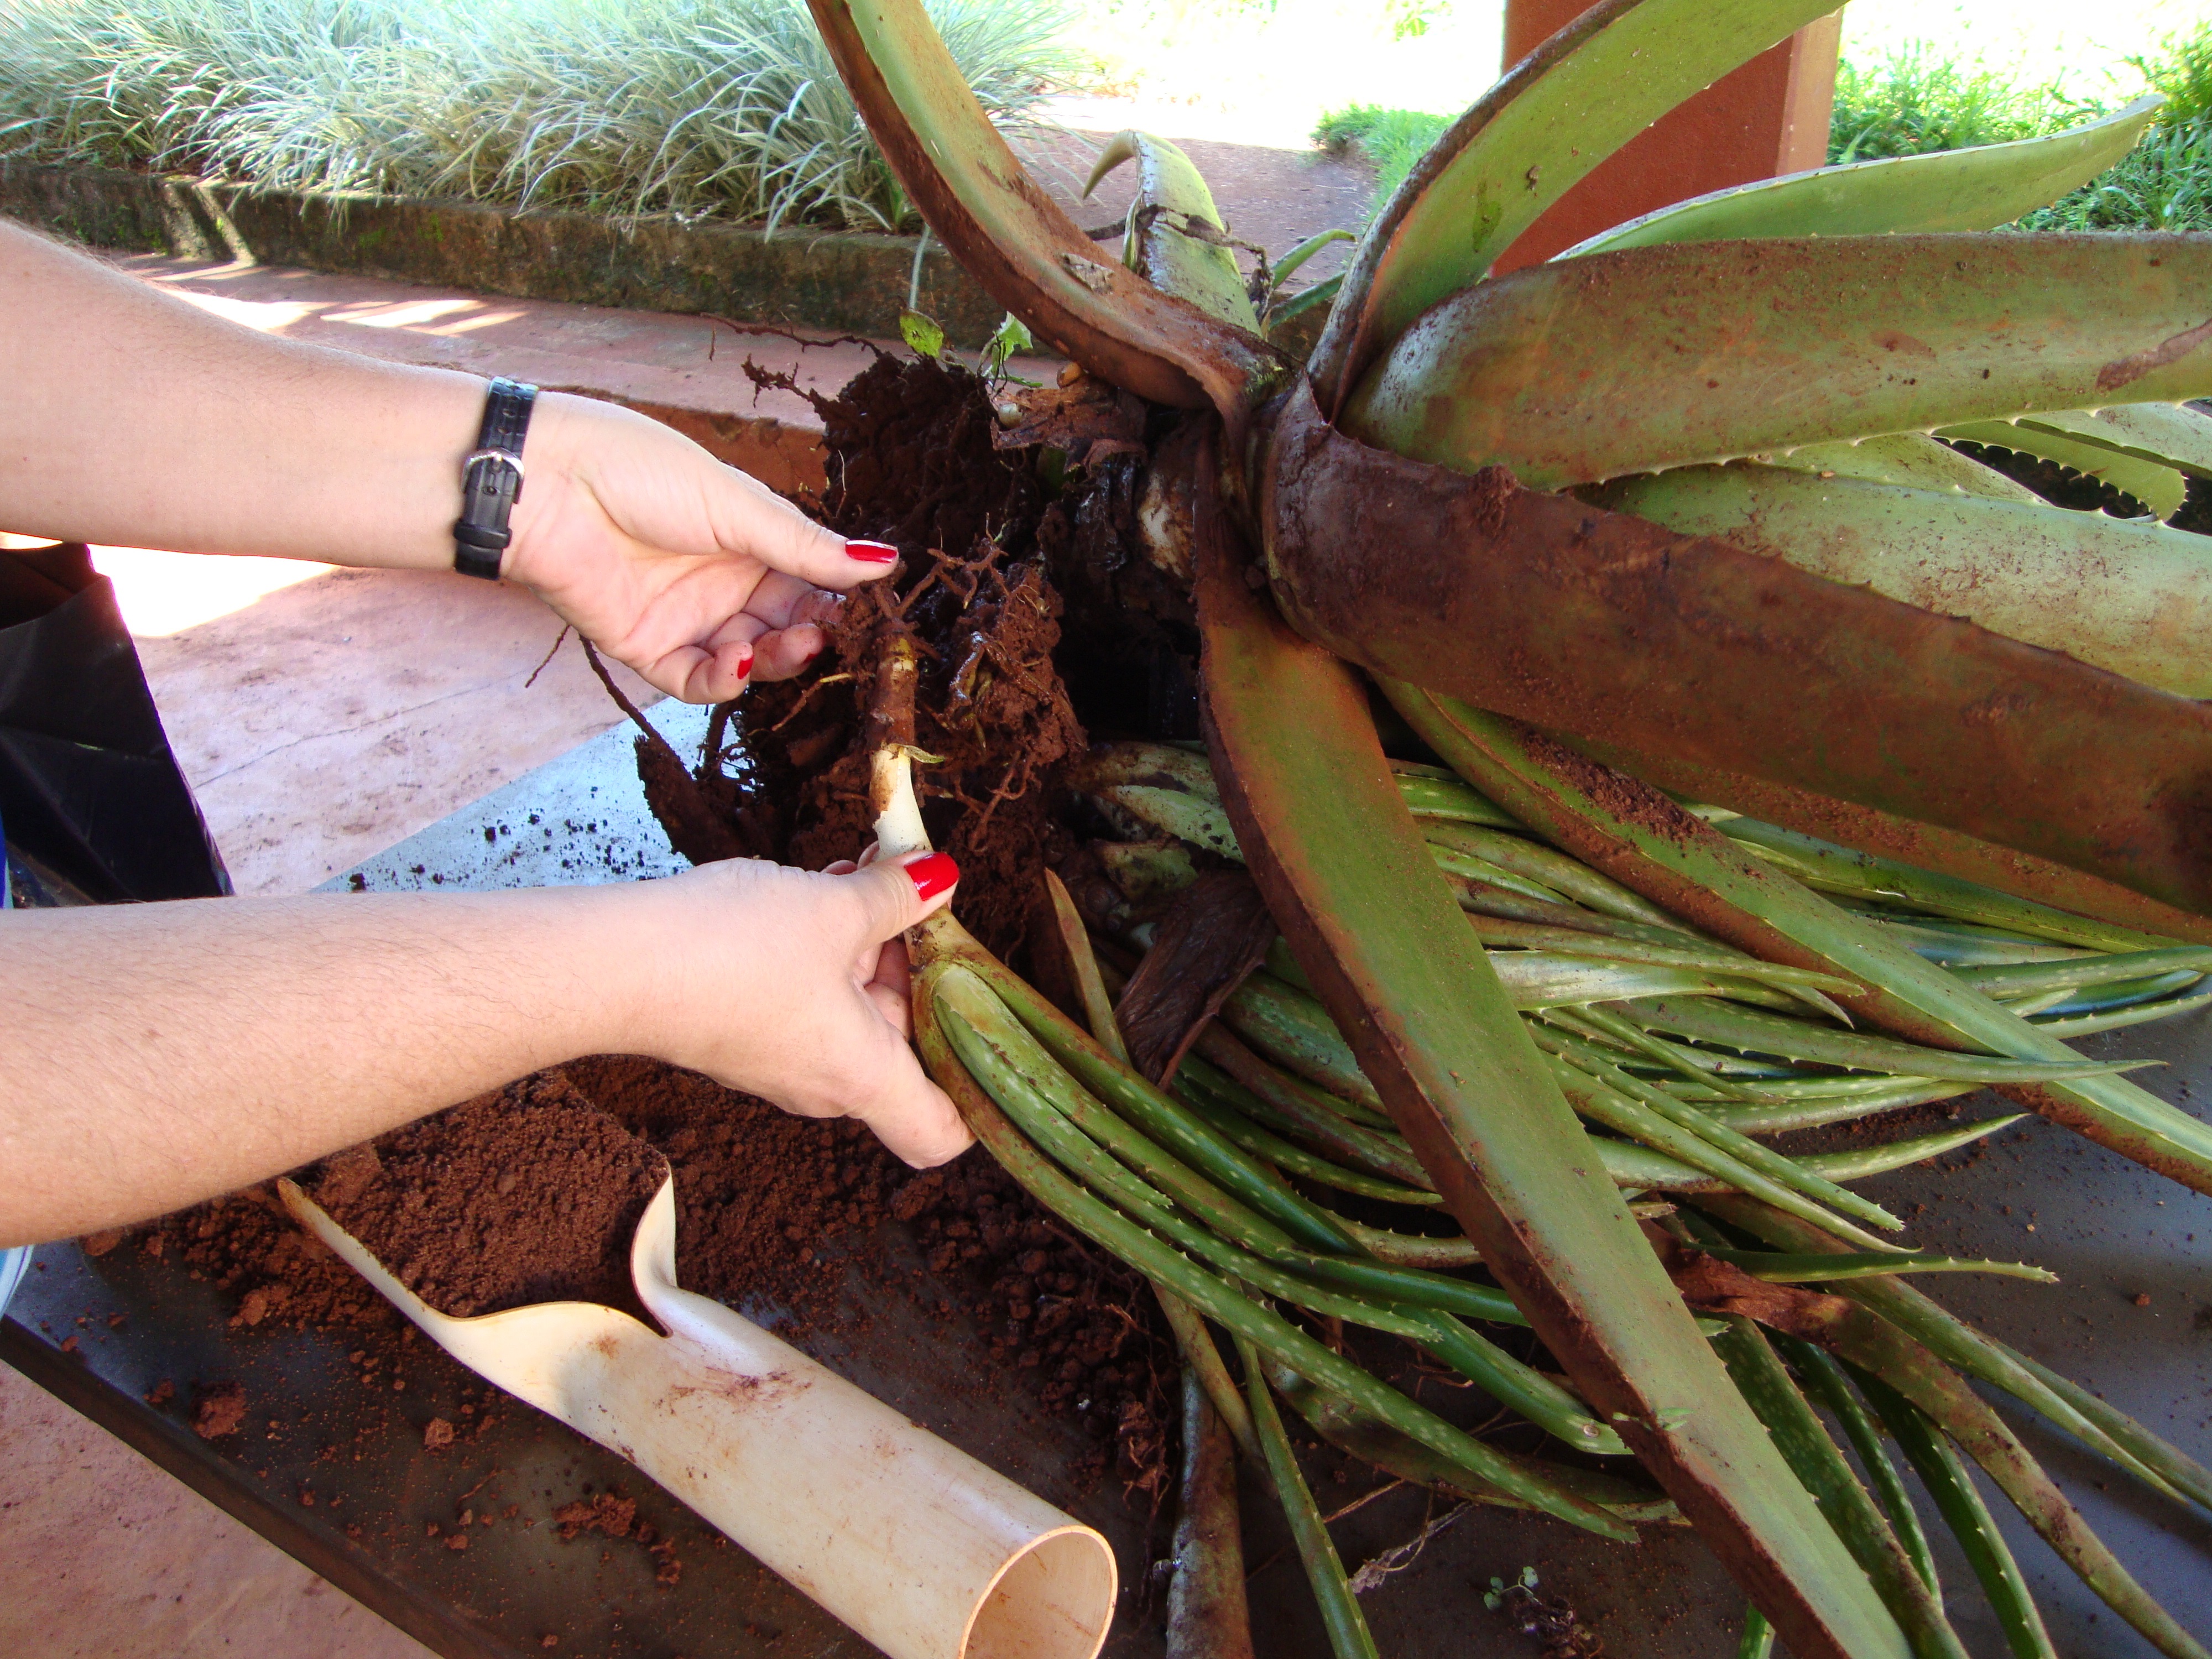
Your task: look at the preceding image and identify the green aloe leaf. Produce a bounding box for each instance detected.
[916,970,1635,1537]
[1084,130,1260,332]
[1587,464,2212,694]
[1708,1316,1969,1659]
[1941,411,2191,518]
[804,0,1277,414]
[1943,401,2212,525]
[1565,99,2161,255]
[1700,1197,2203,1514]
[1611,1115,2025,1193]
[1344,233,2212,489]
[1778,1339,1940,1597]
[2013,402,2212,479]
[1705,815,2184,954]
[1768,432,2041,499]
[1270,1362,1676,1520]
[1850,1371,2057,1659]
[1713,1255,2211,1659]
[1641,767,2212,948]
[1383,686,2212,1196]
[1195,518,1908,1656]
[1309,0,1837,408]
[1238,1335,1381,1659]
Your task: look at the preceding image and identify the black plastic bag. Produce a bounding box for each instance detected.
[0,542,229,905]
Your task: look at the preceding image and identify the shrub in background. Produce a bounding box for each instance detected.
[1825,45,2070,163]
[1311,103,1447,204]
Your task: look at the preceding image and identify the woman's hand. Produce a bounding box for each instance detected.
[507,393,898,703]
[634,847,972,1167]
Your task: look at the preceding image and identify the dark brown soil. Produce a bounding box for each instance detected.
[312,1069,666,1319]
[724,351,1091,962]
[649,349,1193,972]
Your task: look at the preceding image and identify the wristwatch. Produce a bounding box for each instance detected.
[452,377,538,579]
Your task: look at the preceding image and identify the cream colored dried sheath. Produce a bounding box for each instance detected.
[280,1176,1115,1659]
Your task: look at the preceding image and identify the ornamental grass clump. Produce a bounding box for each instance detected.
[0,0,1076,228]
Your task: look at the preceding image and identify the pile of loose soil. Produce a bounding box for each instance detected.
[312,1068,665,1319]
[140,1051,1175,1497]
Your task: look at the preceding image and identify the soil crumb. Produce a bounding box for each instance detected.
[554,1492,638,1541]
[313,1070,665,1319]
[554,1489,683,1587]
[191,1381,247,1439]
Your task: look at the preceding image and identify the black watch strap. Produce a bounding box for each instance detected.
[452,377,538,580]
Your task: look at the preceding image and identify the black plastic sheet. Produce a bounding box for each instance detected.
[0,542,228,904]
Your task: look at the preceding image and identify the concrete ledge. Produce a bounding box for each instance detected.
[1,159,1006,347]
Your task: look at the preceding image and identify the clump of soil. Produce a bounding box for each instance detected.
[314,1070,665,1320]
[149,1181,398,1332]
[191,1380,247,1439]
[724,351,1088,961]
[552,1490,683,1587]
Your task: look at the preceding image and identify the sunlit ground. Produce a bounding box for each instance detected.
[1060,0,2203,142]
[89,547,333,637]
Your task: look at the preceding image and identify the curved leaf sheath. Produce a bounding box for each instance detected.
[1310,0,1835,409]
[1346,234,2212,489]
[805,0,1278,416]
[1084,131,1260,333]
[1194,495,1905,1659]
[1589,464,2212,694]
[1262,378,2212,916]
[1563,99,2162,255]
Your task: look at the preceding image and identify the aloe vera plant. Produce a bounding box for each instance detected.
[795,0,2212,1650]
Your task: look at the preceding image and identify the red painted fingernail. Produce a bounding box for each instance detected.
[904,851,958,902]
[734,644,754,679]
[847,540,899,565]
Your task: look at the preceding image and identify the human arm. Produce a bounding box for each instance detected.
[0,852,968,1248]
[0,218,890,700]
